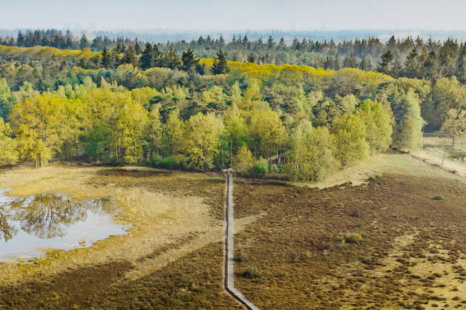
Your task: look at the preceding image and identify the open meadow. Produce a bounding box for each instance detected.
[0,152,466,309]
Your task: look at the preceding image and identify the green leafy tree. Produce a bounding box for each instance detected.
[181,112,222,170]
[232,145,254,172]
[249,110,287,161]
[357,99,393,154]
[285,124,339,181]
[440,109,466,147]
[117,100,149,164]
[331,113,369,166]
[396,89,425,152]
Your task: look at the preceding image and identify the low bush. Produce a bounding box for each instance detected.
[244,266,262,279]
[252,157,269,175]
[345,233,363,244]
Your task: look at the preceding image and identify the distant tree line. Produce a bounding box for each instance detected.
[2,30,466,83]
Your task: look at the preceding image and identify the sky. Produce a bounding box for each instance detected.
[1,0,466,31]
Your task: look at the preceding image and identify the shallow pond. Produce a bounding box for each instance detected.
[0,189,129,262]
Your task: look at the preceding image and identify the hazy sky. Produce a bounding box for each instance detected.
[1,0,466,31]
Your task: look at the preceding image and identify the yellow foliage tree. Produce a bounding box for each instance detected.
[117,101,149,164]
[249,110,287,160]
[232,145,255,172]
[11,95,66,167]
[181,112,222,170]
[357,99,393,154]
[331,113,369,167]
[0,118,18,165]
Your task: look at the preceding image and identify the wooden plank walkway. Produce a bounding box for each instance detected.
[223,174,260,310]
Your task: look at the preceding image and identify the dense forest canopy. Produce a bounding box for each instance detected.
[1,30,465,180]
[2,29,466,83]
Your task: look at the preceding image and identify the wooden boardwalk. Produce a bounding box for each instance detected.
[223,174,260,310]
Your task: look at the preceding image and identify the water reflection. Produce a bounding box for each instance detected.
[0,211,17,242]
[0,193,117,241]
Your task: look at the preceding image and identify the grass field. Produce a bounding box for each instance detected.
[1,152,466,309]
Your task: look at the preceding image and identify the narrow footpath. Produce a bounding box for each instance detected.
[223,173,260,310]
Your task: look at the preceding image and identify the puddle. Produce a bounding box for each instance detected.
[0,189,129,262]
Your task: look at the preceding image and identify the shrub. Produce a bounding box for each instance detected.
[252,157,269,175]
[161,156,178,169]
[345,233,363,244]
[324,242,334,250]
[271,164,281,173]
[244,266,262,278]
[150,154,162,167]
[433,195,444,200]
[235,251,249,262]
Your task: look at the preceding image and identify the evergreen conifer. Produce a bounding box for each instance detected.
[212,50,229,75]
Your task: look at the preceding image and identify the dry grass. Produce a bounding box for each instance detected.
[0,164,228,285]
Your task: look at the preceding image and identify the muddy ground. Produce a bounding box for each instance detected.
[1,153,466,309]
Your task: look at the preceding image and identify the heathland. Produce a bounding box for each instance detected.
[1,35,466,309]
[1,152,466,309]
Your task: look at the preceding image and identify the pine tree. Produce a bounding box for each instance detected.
[162,47,182,69]
[122,45,137,66]
[359,56,371,71]
[267,36,275,49]
[139,43,153,70]
[101,46,111,68]
[181,48,199,71]
[134,39,142,55]
[279,37,286,48]
[79,34,89,50]
[219,35,225,47]
[242,35,249,46]
[151,44,162,67]
[391,56,402,78]
[247,53,255,63]
[323,56,334,70]
[333,54,341,70]
[343,54,358,68]
[417,46,428,77]
[404,48,420,78]
[424,50,442,81]
[376,50,393,75]
[212,50,229,75]
[17,31,24,47]
[456,44,466,83]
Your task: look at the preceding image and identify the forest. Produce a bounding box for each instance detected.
[1,34,466,181]
[2,29,466,82]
